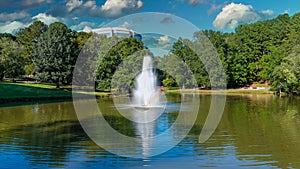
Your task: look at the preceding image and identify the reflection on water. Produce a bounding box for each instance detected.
[0,94,300,168]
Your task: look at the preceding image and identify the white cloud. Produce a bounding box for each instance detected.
[66,0,83,11]
[261,9,274,16]
[158,35,172,49]
[159,35,171,45]
[83,0,96,8]
[0,12,61,34]
[284,9,290,14]
[0,0,53,9]
[70,21,98,31]
[0,21,28,34]
[0,11,29,21]
[48,0,143,19]
[21,0,52,7]
[119,21,131,29]
[89,0,143,18]
[32,13,59,25]
[213,3,274,30]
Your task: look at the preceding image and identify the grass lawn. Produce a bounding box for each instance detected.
[0,81,111,104]
[0,81,72,99]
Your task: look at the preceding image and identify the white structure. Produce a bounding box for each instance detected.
[83,27,142,40]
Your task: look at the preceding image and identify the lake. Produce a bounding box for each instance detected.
[0,94,300,169]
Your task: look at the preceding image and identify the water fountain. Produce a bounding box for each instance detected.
[132,55,162,108]
[112,54,166,124]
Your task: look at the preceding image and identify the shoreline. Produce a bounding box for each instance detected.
[166,89,274,95]
[0,81,278,106]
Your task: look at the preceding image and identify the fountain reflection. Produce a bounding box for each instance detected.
[133,110,157,157]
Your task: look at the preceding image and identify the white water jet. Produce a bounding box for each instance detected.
[132,55,162,107]
[113,55,167,123]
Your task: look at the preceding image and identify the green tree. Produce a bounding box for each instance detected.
[170,38,209,88]
[0,33,16,41]
[32,22,77,88]
[74,31,92,50]
[162,76,176,87]
[0,38,25,81]
[16,21,48,75]
[272,44,300,94]
[96,37,144,91]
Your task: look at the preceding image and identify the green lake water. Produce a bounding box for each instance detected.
[0,94,299,169]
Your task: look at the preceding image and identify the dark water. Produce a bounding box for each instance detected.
[0,94,300,169]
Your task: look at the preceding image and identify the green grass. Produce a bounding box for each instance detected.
[0,82,72,99]
[0,81,111,104]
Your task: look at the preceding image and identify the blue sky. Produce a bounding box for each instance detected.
[0,0,299,34]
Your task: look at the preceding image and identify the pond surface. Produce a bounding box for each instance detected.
[0,94,300,169]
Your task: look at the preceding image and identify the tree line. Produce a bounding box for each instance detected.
[163,13,300,94]
[0,12,300,93]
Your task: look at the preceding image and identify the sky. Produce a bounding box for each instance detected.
[0,0,299,35]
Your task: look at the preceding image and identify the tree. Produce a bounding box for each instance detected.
[0,33,16,41]
[272,44,300,94]
[162,76,176,87]
[32,22,77,88]
[0,38,25,81]
[96,37,144,91]
[170,38,210,88]
[16,21,48,75]
[74,31,92,50]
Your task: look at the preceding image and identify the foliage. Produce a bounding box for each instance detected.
[96,37,144,91]
[74,31,92,50]
[0,38,25,81]
[169,39,209,88]
[271,44,300,94]
[162,76,176,87]
[0,33,16,41]
[16,21,48,75]
[32,22,77,88]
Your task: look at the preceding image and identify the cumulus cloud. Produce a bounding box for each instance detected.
[47,0,143,18]
[0,21,28,34]
[119,21,132,29]
[32,13,59,25]
[0,12,61,34]
[261,9,274,16]
[66,0,83,12]
[21,0,52,7]
[0,11,29,21]
[89,0,143,18]
[70,21,98,31]
[159,35,171,45]
[213,3,275,30]
[142,34,175,51]
[284,9,290,14]
[0,0,52,9]
[83,0,96,8]
[158,35,172,49]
